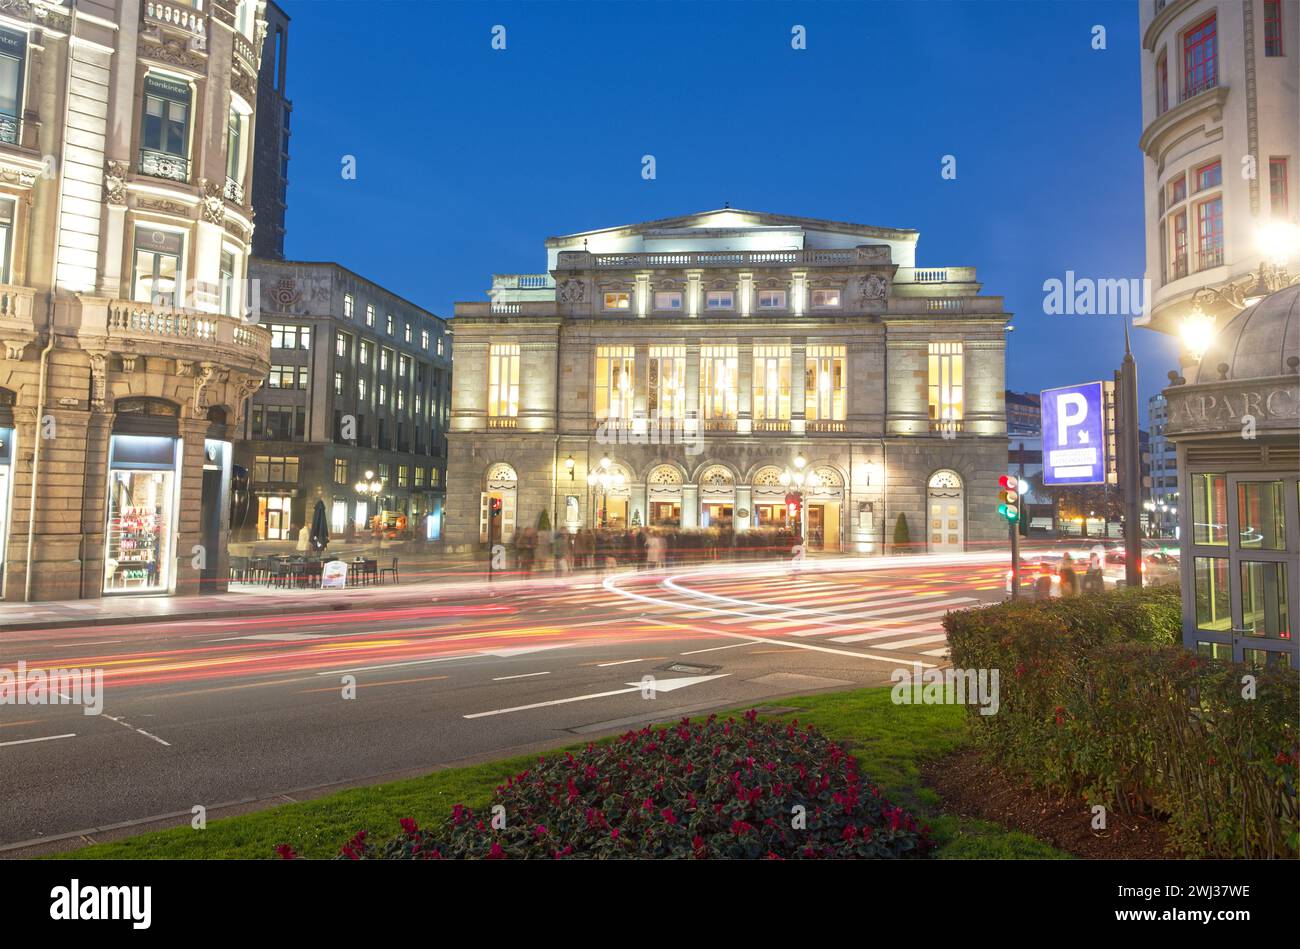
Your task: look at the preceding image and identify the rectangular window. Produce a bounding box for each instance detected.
[131,227,183,306]
[654,291,683,311]
[648,345,685,421]
[699,345,739,421]
[0,197,13,283]
[333,458,348,485]
[415,467,426,488]
[1167,173,1186,206]
[0,28,26,145]
[398,355,410,379]
[752,345,792,421]
[437,337,445,357]
[386,313,394,335]
[927,341,964,424]
[1193,557,1232,631]
[758,289,787,309]
[271,324,309,349]
[365,304,375,327]
[1270,158,1290,216]
[488,343,520,418]
[1196,196,1224,270]
[594,346,634,421]
[343,293,354,319]
[705,290,734,310]
[1155,49,1169,115]
[1240,561,1290,639]
[333,371,343,395]
[141,75,191,178]
[380,348,391,373]
[360,342,372,366]
[1182,14,1217,99]
[225,108,244,185]
[398,466,409,489]
[1237,480,1286,550]
[219,250,236,317]
[268,365,299,389]
[358,378,367,401]
[1194,160,1221,193]
[404,322,412,343]
[254,455,299,484]
[378,383,387,408]
[1170,209,1189,280]
[421,329,430,349]
[805,345,847,421]
[603,292,631,310]
[811,289,841,308]
[335,332,349,358]
[1264,0,1284,56]
[1191,472,1228,545]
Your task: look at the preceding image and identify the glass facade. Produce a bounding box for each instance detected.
[103,436,179,594]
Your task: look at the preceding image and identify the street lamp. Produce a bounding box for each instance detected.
[564,455,575,481]
[586,455,621,528]
[779,452,819,538]
[1180,308,1218,362]
[354,469,383,499]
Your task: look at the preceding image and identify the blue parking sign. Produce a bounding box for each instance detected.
[1041,382,1106,485]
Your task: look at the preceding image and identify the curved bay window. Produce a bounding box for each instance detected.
[132,227,183,307]
[140,74,192,182]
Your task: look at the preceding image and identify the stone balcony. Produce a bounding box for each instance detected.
[561,245,894,271]
[77,297,271,379]
[0,283,37,359]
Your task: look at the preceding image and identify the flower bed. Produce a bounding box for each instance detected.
[945,585,1299,858]
[280,711,932,860]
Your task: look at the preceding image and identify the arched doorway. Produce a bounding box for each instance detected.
[596,462,633,529]
[750,465,787,529]
[698,464,735,529]
[927,469,964,553]
[646,464,684,527]
[480,463,518,545]
[806,465,844,551]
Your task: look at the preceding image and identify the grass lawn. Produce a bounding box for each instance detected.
[60,686,1066,860]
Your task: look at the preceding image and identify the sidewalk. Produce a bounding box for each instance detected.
[0,565,598,632]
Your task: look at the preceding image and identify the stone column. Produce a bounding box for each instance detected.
[735,483,752,531]
[681,482,699,528]
[684,341,700,441]
[737,338,752,434]
[791,337,806,435]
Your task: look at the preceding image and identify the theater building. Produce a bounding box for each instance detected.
[444,210,1011,554]
[0,1,273,600]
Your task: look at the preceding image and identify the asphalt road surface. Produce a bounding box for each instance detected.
[0,553,1009,854]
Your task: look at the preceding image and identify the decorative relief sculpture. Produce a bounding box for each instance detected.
[200,178,225,224]
[104,161,128,205]
[557,278,586,304]
[860,274,889,302]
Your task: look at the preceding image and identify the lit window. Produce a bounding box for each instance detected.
[360,342,372,366]
[488,343,520,418]
[1196,196,1224,270]
[1193,557,1232,631]
[131,227,182,306]
[343,293,354,319]
[378,383,387,407]
[386,313,394,335]
[335,332,349,358]
[421,329,430,349]
[705,290,734,310]
[699,345,738,420]
[365,304,375,327]
[811,289,841,308]
[595,346,634,421]
[333,458,348,485]
[752,345,791,421]
[805,345,846,421]
[758,289,786,309]
[1191,473,1228,545]
[654,291,683,311]
[927,342,963,425]
[333,371,343,395]
[1241,561,1290,639]
[358,378,367,400]
[603,292,631,310]
[0,28,27,146]
[254,455,299,484]
[648,346,685,421]
[140,75,191,180]
[404,322,412,343]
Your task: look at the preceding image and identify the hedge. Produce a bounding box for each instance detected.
[945,585,1299,858]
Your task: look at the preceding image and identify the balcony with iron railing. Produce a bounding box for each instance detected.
[224,177,245,203]
[0,114,19,147]
[1181,71,1218,104]
[139,148,190,183]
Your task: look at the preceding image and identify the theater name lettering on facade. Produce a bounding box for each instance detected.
[443,210,1012,554]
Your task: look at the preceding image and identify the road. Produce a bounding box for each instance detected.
[0,553,1009,854]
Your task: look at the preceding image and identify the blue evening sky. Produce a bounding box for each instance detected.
[278,0,1180,417]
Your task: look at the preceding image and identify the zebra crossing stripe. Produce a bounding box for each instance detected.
[875,634,951,651]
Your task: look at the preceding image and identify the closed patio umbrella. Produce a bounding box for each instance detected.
[310,499,330,553]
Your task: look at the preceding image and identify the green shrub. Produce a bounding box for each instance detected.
[892,513,911,551]
[945,586,1298,858]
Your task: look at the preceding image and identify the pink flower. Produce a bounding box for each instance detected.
[399,817,419,835]
[486,842,506,859]
[274,844,297,860]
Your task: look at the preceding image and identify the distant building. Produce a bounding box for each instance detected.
[251,0,290,259]
[1148,393,1178,534]
[1005,389,1041,435]
[236,261,452,544]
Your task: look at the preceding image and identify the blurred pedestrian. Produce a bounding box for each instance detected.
[1058,552,1078,597]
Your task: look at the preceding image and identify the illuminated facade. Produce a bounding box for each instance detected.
[445,209,1011,554]
[1138,0,1299,342]
[0,1,272,600]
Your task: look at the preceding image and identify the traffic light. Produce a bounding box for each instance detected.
[997,474,1020,522]
[489,496,502,518]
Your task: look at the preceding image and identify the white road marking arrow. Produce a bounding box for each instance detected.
[463,674,729,719]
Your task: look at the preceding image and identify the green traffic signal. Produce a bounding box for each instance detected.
[998,503,1019,521]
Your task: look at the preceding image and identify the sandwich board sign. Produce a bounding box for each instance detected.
[321,560,348,589]
[1041,382,1106,485]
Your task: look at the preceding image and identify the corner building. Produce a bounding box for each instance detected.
[445,210,1010,554]
[0,1,273,600]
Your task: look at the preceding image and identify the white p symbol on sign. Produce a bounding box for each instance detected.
[1057,393,1089,445]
